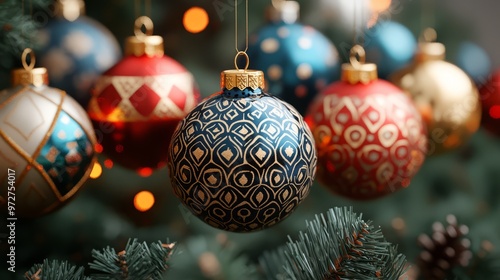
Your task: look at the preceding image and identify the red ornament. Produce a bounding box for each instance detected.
[480,70,500,136]
[305,45,427,200]
[88,17,199,171]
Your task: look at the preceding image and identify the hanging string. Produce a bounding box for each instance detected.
[234,0,249,69]
[352,0,365,47]
[421,0,436,40]
[135,0,152,19]
[21,0,34,49]
[234,0,249,54]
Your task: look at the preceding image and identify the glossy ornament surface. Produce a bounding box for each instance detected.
[88,17,199,171]
[306,45,426,200]
[364,21,417,79]
[479,70,500,136]
[392,35,481,155]
[246,1,340,115]
[0,51,96,217]
[168,69,317,232]
[37,0,121,107]
[453,41,491,85]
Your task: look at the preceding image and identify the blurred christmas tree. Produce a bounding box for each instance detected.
[1,0,500,279]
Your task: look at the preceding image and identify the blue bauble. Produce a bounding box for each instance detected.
[454,41,491,85]
[168,72,317,232]
[246,22,340,115]
[37,16,121,107]
[365,21,417,79]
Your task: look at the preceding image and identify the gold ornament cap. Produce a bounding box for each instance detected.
[55,0,85,21]
[221,52,265,90]
[266,0,300,24]
[125,16,164,57]
[416,28,446,62]
[11,49,49,87]
[341,45,378,84]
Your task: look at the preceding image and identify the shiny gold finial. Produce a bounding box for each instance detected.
[416,28,446,62]
[11,48,49,87]
[341,45,378,84]
[125,16,164,57]
[220,51,265,90]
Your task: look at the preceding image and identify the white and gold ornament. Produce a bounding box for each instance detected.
[0,49,96,217]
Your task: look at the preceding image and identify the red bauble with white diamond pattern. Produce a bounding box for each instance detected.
[88,55,200,171]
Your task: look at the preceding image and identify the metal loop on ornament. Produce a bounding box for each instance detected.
[420,28,437,43]
[349,44,366,69]
[134,16,154,40]
[22,48,36,71]
[234,51,250,71]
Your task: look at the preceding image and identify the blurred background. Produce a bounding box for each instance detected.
[1,0,500,279]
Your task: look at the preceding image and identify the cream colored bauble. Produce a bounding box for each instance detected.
[0,49,96,217]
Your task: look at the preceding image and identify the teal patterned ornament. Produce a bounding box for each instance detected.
[168,69,317,232]
[246,1,340,115]
[0,50,96,218]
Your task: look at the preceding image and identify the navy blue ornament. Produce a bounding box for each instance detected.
[453,41,491,85]
[168,69,317,232]
[36,1,120,107]
[365,21,417,79]
[246,1,340,115]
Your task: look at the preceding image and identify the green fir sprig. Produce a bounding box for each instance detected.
[0,0,51,88]
[24,238,175,280]
[89,239,175,280]
[24,259,89,280]
[260,207,407,280]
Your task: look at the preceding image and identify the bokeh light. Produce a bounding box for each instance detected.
[370,0,392,13]
[138,167,153,177]
[94,143,103,153]
[90,162,103,179]
[183,7,209,33]
[134,191,155,212]
[104,159,114,169]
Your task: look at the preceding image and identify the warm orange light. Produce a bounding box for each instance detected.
[90,162,103,179]
[371,0,392,13]
[134,191,155,212]
[183,7,209,33]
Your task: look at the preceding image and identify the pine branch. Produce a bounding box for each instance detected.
[24,259,89,280]
[0,0,50,61]
[24,238,175,280]
[89,238,175,280]
[260,207,407,280]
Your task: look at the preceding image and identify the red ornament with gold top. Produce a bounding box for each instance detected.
[479,70,500,137]
[88,17,199,172]
[305,45,427,200]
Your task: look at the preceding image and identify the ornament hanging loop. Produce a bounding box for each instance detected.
[134,16,154,40]
[349,44,366,69]
[234,51,249,71]
[22,48,36,71]
[419,27,437,43]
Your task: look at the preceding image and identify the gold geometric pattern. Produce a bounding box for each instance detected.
[0,85,96,217]
[88,73,198,122]
[168,92,317,232]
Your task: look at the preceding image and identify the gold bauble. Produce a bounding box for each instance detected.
[391,42,481,155]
